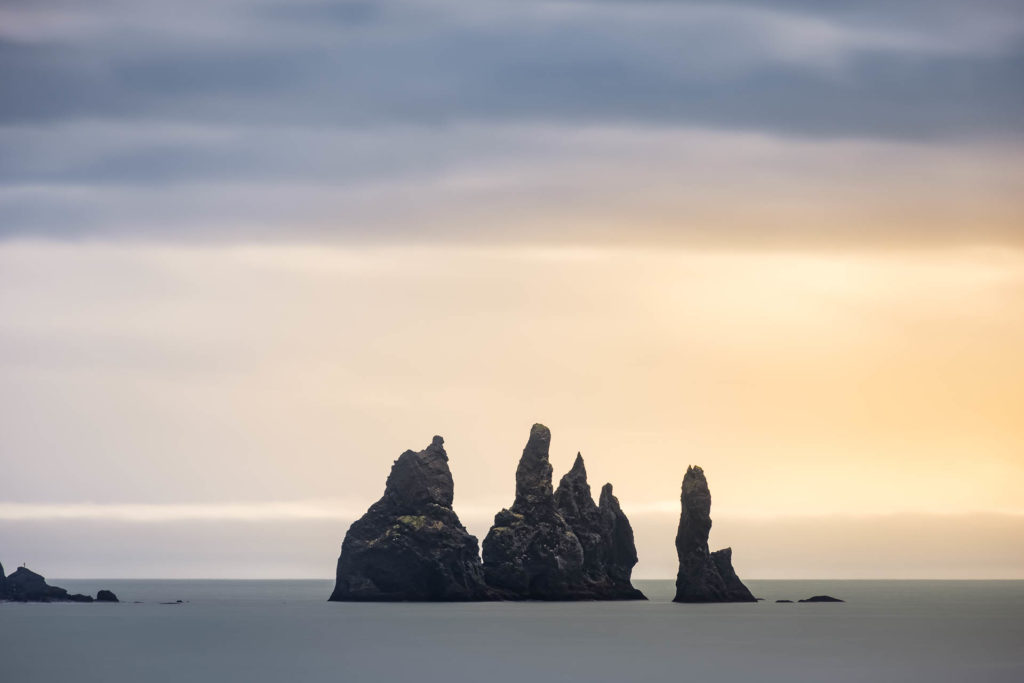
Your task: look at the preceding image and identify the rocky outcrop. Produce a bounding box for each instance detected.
[799,595,844,603]
[96,589,120,602]
[3,566,94,602]
[482,424,645,600]
[0,560,7,599]
[554,454,645,599]
[329,436,495,601]
[673,466,756,603]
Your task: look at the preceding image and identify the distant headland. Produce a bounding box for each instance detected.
[0,561,118,603]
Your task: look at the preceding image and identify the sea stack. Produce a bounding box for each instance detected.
[0,560,7,599]
[673,465,756,603]
[554,455,645,599]
[482,424,645,600]
[329,436,494,601]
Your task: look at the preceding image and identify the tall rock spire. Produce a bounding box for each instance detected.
[513,423,555,511]
[673,465,755,603]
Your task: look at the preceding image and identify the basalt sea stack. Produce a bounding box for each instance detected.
[673,465,756,603]
[329,436,495,601]
[554,454,645,599]
[482,424,645,600]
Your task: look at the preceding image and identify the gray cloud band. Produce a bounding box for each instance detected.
[0,0,1021,243]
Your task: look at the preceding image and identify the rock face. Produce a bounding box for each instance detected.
[673,466,756,603]
[0,561,7,599]
[3,566,94,602]
[96,589,119,603]
[482,424,645,600]
[329,436,494,601]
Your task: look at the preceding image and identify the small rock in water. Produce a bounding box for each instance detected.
[776,599,793,603]
[96,589,119,602]
[799,595,844,603]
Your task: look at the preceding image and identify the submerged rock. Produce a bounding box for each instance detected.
[799,595,844,603]
[673,466,756,603]
[329,436,495,601]
[776,599,794,603]
[483,424,644,600]
[96,589,119,603]
[4,566,93,602]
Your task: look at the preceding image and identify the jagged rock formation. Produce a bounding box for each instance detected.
[673,465,756,603]
[3,566,94,602]
[329,436,495,601]
[554,454,645,599]
[0,560,7,599]
[482,424,645,600]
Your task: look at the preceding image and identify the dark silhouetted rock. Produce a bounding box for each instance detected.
[673,466,756,603]
[799,595,844,603]
[552,454,645,599]
[776,599,794,603]
[483,424,586,599]
[96,590,119,603]
[0,561,7,599]
[4,566,92,602]
[329,436,495,601]
[483,425,644,600]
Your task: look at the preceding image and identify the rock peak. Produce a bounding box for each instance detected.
[383,437,455,511]
[598,482,614,503]
[513,423,554,511]
[674,466,755,603]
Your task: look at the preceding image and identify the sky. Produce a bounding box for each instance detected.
[1,0,1023,579]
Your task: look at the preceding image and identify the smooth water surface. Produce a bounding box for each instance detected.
[2,580,1022,682]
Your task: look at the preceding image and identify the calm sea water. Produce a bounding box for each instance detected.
[1,580,1022,682]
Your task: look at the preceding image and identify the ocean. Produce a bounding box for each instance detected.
[1,580,1021,682]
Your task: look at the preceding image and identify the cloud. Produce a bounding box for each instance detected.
[0,1,1021,244]
[3,0,1021,133]
[1,122,1020,245]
